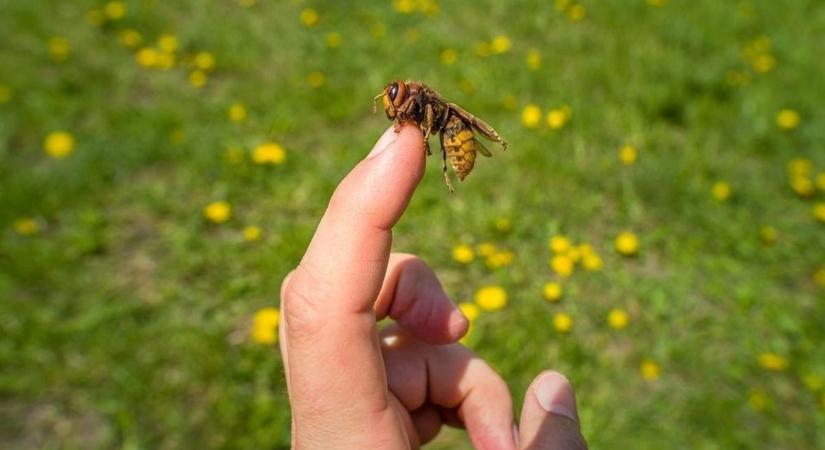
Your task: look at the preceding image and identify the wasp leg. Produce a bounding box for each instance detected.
[423,103,434,156]
[440,138,455,193]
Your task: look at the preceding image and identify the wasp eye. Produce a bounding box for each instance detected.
[389,82,399,101]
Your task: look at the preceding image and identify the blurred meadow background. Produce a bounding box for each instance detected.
[2,0,825,448]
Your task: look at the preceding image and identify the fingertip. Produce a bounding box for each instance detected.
[531,371,578,423]
[518,370,587,450]
[448,309,470,340]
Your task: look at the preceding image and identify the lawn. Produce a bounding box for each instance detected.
[1,0,824,448]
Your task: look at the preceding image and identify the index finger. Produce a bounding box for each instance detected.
[281,123,426,440]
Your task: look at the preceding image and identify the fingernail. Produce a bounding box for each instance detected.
[534,372,578,422]
[448,309,469,337]
[367,126,397,159]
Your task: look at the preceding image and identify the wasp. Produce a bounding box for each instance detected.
[373,80,507,192]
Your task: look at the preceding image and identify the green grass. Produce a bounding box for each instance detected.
[2,0,825,448]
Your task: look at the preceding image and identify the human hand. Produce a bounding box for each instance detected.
[279,123,587,449]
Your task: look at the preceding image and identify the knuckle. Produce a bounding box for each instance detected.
[281,265,327,339]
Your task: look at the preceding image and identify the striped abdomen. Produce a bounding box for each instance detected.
[441,115,477,181]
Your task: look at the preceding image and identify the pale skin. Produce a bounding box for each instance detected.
[279,124,588,449]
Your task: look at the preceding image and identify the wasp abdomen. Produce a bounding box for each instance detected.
[441,115,477,181]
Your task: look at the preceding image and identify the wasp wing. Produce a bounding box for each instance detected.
[475,138,493,157]
[447,103,507,150]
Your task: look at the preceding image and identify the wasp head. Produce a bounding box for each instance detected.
[373,80,408,120]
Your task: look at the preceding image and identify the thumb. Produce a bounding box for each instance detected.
[518,371,587,450]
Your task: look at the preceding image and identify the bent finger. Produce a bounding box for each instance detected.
[518,371,587,450]
[374,253,468,344]
[380,325,517,450]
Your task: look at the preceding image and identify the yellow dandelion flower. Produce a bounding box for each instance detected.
[549,235,571,253]
[459,302,480,322]
[299,8,319,26]
[646,0,666,6]
[228,103,247,123]
[239,0,257,6]
[156,51,175,70]
[521,104,542,128]
[565,246,581,263]
[757,352,788,371]
[550,255,575,278]
[136,47,159,68]
[251,307,280,344]
[486,250,514,269]
[48,36,71,62]
[759,225,778,245]
[452,244,475,264]
[752,53,776,73]
[555,0,570,11]
[43,131,75,159]
[440,48,458,65]
[476,242,497,257]
[786,157,812,176]
[420,0,439,16]
[618,145,637,165]
[119,29,142,48]
[813,203,825,223]
[750,36,771,53]
[607,308,629,329]
[577,243,594,255]
[803,373,825,392]
[776,109,800,130]
[307,71,325,88]
[814,267,825,288]
[567,4,586,21]
[526,49,541,70]
[243,225,262,242]
[553,312,573,333]
[711,181,731,202]
[0,84,11,104]
[491,35,511,54]
[546,108,569,130]
[393,0,416,13]
[790,176,815,197]
[615,231,639,256]
[14,218,40,235]
[157,34,179,53]
[189,70,207,88]
[748,390,769,411]
[252,142,286,165]
[494,216,511,232]
[816,172,825,191]
[194,52,216,71]
[104,1,127,20]
[475,285,507,311]
[325,32,342,48]
[543,282,563,302]
[204,201,231,224]
[582,253,603,271]
[640,359,661,381]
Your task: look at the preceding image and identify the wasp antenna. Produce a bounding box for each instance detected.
[372,93,383,114]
